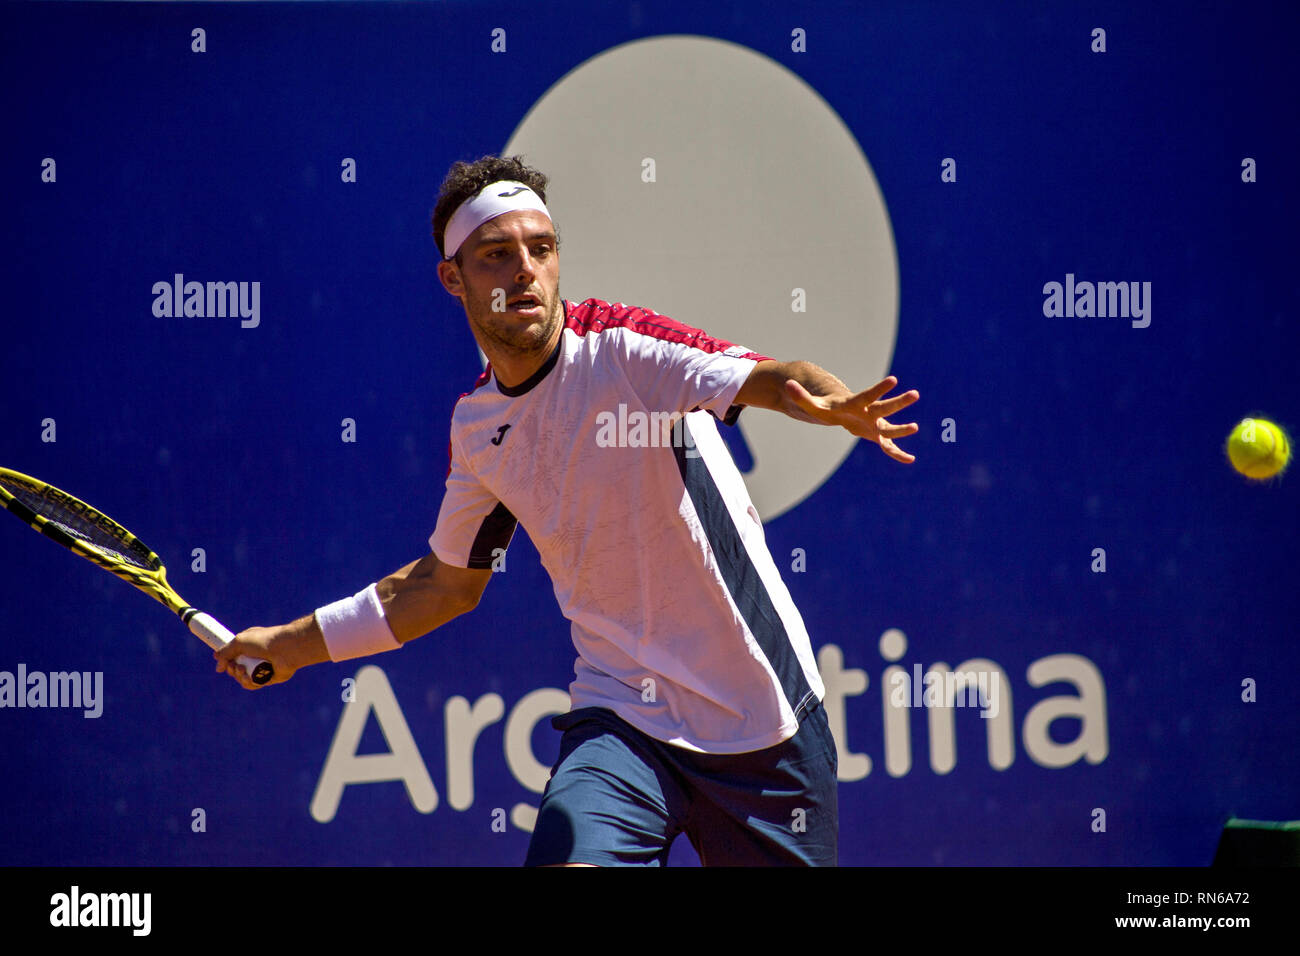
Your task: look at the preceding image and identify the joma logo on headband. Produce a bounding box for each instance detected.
[497,186,527,197]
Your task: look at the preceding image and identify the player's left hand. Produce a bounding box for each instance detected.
[783,375,919,463]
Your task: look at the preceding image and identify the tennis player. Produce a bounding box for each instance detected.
[216,155,919,866]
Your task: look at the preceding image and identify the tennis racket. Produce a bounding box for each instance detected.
[0,467,273,684]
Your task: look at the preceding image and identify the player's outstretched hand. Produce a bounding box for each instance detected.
[784,375,920,463]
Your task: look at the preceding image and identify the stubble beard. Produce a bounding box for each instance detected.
[468,286,563,360]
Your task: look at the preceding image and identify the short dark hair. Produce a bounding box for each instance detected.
[431,155,555,263]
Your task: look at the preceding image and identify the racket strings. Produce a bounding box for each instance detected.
[0,477,158,571]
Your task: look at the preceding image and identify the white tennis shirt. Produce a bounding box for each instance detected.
[429,298,825,753]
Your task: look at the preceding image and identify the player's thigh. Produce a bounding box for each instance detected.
[684,706,839,866]
[524,709,688,867]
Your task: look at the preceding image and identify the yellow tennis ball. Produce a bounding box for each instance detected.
[1226,417,1291,480]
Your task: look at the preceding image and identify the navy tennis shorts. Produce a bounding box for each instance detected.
[523,700,839,866]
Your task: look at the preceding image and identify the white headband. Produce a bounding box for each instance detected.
[443,180,552,260]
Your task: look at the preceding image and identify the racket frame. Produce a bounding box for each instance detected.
[0,467,273,684]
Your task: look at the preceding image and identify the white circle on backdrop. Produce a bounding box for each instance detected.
[501,34,899,521]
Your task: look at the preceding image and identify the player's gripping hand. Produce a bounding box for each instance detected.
[215,615,327,689]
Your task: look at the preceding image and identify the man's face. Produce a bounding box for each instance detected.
[439,209,562,358]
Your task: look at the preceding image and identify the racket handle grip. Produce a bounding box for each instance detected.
[187,611,275,685]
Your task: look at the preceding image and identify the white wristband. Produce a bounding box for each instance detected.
[315,583,401,662]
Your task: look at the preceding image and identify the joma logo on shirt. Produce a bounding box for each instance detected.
[490,424,511,446]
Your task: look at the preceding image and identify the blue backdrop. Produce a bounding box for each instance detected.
[1,0,1296,866]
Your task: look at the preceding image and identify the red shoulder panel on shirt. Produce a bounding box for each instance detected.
[563,298,774,362]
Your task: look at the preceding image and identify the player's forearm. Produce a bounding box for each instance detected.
[741,359,852,423]
[244,557,472,680]
[279,612,331,669]
[374,553,480,644]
